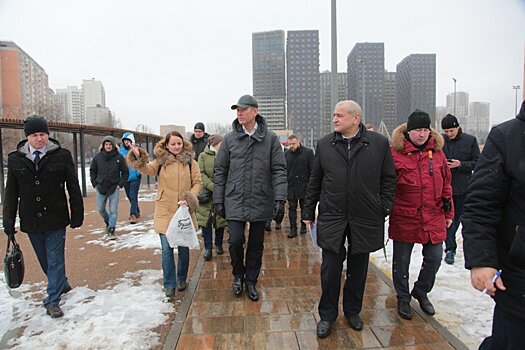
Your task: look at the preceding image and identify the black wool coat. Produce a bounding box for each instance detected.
[442,129,480,195]
[463,102,525,321]
[90,149,128,195]
[285,145,314,200]
[3,138,84,234]
[302,124,396,254]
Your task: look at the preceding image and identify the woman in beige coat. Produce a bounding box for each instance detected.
[127,131,202,297]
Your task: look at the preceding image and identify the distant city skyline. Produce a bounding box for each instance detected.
[0,0,523,134]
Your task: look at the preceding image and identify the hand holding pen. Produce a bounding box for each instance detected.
[481,270,502,296]
[471,267,506,297]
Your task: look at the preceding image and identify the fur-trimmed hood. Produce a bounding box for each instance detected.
[392,123,444,152]
[153,138,194,168]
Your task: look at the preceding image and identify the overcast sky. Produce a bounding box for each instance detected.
[1,0,524,134]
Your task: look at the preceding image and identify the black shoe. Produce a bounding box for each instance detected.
[287,230,297,238]
[275,223,282,230]
[203,248,212,261]
[216,246,224,255]
[397,300,413,320]
[46,304,64,318]
[246,284,259,301]
[232,277,243,296]
[265,223,272,232]
[444,251,455,265]
[300,224,307,235]
[61,283,72,296]
[165,287,176,298]
[176,281,188,292]
[411,291,435,315]
[316,320,333,338]
[346,314,363,331]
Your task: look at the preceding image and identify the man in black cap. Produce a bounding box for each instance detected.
[3,115,84,318]
[191,122,209,160]
[441,114,480,264]
[214,94,287,302]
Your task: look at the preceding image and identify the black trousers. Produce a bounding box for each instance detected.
[319,225,370,321]
[479,304,525,349]
[227,220,265,286]
[392,240,442,302]
[288,198,305,229]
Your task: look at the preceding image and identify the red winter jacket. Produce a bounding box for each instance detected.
[388,124,454,244]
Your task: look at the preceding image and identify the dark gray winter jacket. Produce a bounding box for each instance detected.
[213,115,287,222]
[89,136,128,195]
[442,129,480,195]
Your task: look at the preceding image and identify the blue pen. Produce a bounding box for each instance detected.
[480,270,502,296]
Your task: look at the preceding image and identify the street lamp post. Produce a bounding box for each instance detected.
[452,77,457,116]
[357,59,366,123]
[513,85,521,115]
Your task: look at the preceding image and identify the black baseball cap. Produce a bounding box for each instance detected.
[231,94,258,110]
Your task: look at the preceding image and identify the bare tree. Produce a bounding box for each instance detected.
[206,122,231,135]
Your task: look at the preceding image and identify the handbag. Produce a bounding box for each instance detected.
[198,187,212,204]
[4,234,25,289]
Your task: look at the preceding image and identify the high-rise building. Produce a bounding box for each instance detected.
[347,43,384,127]
[252,30,286,131]
[383,71,396,133]
[446,91,469,128]
[395,54,436,127]
[320,70,347,136]
[56,86,84,124]
[0,41,53,119]
[468,101,490,142]
[82,79,105,109]
[286,30,320,148]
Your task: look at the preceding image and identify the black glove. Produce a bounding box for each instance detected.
[214,203,225,218]
[4,228,16,237]
[442,198,452,213]
[70,220,83,229]
[273,200,285,223]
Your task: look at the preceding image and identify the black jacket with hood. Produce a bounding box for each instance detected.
[89,136,128,195]
[191,133,209,161]
[285,144,314,200]
[302,124,396,254]
[3,138,84,234]
[463,101,525,320]
[442,129,480,195]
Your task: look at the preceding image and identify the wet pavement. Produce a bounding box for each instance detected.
[173,222,466,349]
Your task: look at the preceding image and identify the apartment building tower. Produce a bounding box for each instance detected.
[286,30,320,148]
[395,54,436,126]
[252,30,286,131]
[320,70,347,136]
[347,43,384,127]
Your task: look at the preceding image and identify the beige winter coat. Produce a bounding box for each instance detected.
[127,139,202,234]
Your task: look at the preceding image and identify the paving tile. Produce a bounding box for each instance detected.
[244,299,290,316]
[286,298,319,314]
[296,328,382,349]
[244,313,317,333]
[182,316,244,335]
[189,301,245,317]
[371,323,445,347]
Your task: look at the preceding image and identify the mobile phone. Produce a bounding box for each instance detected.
[447,159,453,162]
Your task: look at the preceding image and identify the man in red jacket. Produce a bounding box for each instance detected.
[389,110,454,320]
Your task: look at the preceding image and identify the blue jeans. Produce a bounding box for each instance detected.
[96,188,120,228]
[159,234,189,288]
[28,228,67,307]
[201,216,224,249]
[445,194,466,253]
[124,177,141,216]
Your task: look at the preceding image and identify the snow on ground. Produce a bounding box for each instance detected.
[0,269,174,349]
[370,225,494,350]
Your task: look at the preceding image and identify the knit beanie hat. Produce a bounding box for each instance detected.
[441,114,459,129]
[194,122,205,132]
[208,134,223,147]
[407,110,431,131]
[24,116,49,136]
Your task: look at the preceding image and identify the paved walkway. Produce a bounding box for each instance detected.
[168,222,467,349]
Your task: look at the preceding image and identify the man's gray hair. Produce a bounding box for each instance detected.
[336,100,362,117]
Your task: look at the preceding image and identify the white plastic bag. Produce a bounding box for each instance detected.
[165,204,200,249]
[308,222,320,250]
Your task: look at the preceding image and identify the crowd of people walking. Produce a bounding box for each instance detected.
[3,97,524,349]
